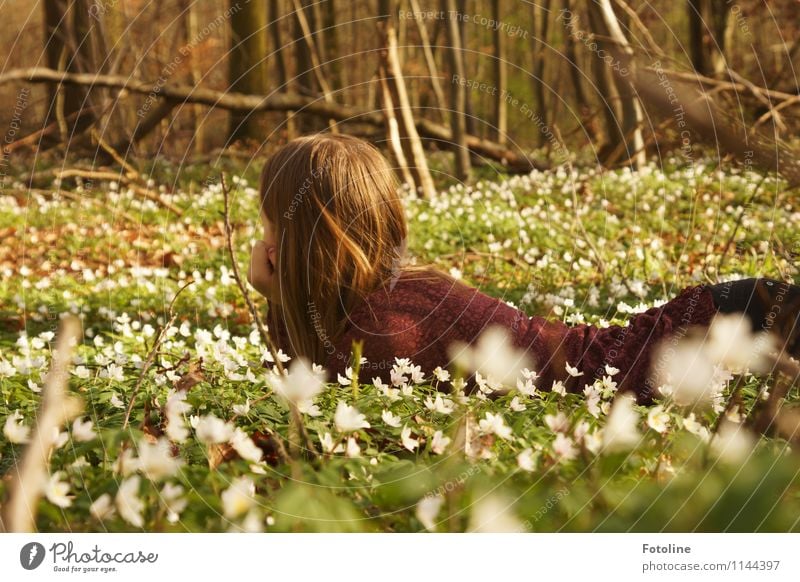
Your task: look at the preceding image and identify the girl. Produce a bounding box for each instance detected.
[247,133,800,404]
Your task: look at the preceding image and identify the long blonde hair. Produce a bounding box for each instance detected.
[259,133,456,366]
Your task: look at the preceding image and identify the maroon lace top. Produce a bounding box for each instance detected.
[266,270,719,404]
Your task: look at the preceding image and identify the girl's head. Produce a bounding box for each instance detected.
[252,133,448,365]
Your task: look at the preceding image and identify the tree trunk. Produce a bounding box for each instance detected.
[491,0,507,145]
[409,0,448,124]
[585,0,646,169]
[42,0,98,139]
[443,0,471,180]
[229,0,269,142]
[377,0,437,197]
[531,0,551,147]
[268,0,297,139]
[688,0,707,75]
[292,0,323,132]
[562,0,590,117]
[187,0,206,155]
[710,0,732,75]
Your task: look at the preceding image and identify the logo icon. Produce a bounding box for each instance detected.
[20,542,46,570]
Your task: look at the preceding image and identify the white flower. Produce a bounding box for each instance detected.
[424,394,454,414]
[73,365,90,379]
[710,419,755,464]
[381,409,402,428]
[552,433,578,462]
[232,398,251,416]
[447,324,534,387]
[296,399,322,417]
[72,417,96,442]
[517,448,537,471]
[230,428,263,463]
[433,366,451,382]
[602,394,642,452]
[110,393,125,408]
[165,390,192,442]
[4,411,30,443]
[137,437,182,481]
[44,471,73,508]
[195,414,235,444]
[516,376,537,397]
[431,430,450,454]
[113,448,140,477]
[551,380,566,396]
[653,337,717,407]
[319,432,344,454]
[50,428,69,449]
[345,437,361,458]
[605,364,620,376]
[705,313,777,373]
[90,493,115,521]
[416,495,443,531]
[478,412,513,440]
[222,476,256,519]
[116,476,144,527]
[269,356,326,405]
[647,405,671,434]
[682,413,710,442]
[0,359,16,377]
[509,396,527,412]
[599,376,618,398]
[334,401,370,433]
[238,509,265,533]
[545,411,570,433]
[565,362,584,377]
[104,363,125,382]
[584,430,603,455]
[467,494,524,533]
[337,367,353,386]
[401,425,420,451]
[160,482,188,523]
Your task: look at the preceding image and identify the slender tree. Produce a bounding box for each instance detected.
[42,0,98,140]
[443,0,471,180]
[229,0,269,142]
[491,0,507,145]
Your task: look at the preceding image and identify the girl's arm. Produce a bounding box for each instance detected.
[519,284,718,403]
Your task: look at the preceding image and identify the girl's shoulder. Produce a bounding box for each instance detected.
[350,267,523,333]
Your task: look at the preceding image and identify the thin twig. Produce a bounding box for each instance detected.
[717,172,768,274]
[90,128,140,180]
[122,279,194,430]
[219,172,285,377]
